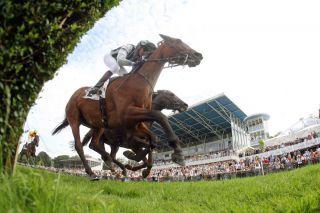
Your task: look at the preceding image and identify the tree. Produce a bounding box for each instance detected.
[258,139,265,149]
[36,151,52,167]
[258,139,265,176]
[69,155,81,160]
[53,155,70,168]
[0,0,120,175]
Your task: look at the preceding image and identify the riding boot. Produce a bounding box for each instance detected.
[88,70,113,96]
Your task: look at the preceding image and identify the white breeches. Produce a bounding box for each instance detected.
[103,53,127,76]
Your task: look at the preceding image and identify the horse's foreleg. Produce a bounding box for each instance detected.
[124,146,150,162]
[125,162,147,171]
[124,107,185,166]
[110,144,127,176]
[89,128,114,171]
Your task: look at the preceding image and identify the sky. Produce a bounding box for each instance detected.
[21,0,320,159]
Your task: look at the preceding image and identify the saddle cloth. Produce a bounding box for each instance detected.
[83,80,109,100]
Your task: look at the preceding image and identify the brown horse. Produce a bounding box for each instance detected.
[82,90,188,177]
[103,34,201,163]
[53,34,202,178]
[19,135,39,162]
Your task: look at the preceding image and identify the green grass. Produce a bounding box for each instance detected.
[1,165,320,213]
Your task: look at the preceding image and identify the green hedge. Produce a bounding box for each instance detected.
[0,0,120,175]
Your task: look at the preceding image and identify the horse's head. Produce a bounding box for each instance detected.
[158,34,203,67]
[152,90,188,113]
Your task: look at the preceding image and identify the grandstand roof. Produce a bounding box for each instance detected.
[279,116,320,136]
[244,113,270,122]
[152,93,247,149]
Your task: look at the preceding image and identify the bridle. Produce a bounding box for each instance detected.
[143,40,190,68]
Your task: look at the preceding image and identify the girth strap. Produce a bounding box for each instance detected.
[99,97,108,128]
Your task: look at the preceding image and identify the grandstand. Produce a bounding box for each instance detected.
[151,94,320,171]
[152,93,250,164]
[265,116,320,147]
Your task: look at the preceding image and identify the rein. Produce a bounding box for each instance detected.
[133,54,189,91]
[115,40,191,92]
[134,53,189,91]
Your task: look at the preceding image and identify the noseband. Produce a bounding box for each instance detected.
[145,54,189,68]
[153,93,184,110]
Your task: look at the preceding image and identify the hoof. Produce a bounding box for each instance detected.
[121,169,127,177]
[142,169,150,178]
[90,176,100,181]
[172,152,185,166]
[89,174,100,181]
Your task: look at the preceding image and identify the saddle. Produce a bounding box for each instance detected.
[83,76,121,127]
[83,76,119,100]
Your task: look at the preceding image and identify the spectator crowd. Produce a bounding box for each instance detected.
[25,131,320,182]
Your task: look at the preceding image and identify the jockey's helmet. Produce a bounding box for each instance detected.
[29,129,37,136]
[137,40,156,52]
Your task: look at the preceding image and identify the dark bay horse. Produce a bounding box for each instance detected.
[53,34,202,178]
[19,135,39,162]
[82,90,188,177]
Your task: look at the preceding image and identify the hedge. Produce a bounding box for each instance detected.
[0,0,120,175]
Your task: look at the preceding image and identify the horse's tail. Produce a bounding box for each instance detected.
[82,129,93,146]
[52,117,69,135]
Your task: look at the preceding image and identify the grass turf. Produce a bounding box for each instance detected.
[0,165,319,213]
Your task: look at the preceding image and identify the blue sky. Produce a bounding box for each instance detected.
[22,0,320,158]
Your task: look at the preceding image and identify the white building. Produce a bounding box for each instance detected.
[244,113,270,147]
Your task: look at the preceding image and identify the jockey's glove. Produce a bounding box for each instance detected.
[133,59,145,67]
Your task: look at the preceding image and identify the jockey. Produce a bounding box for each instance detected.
[88,40,157,96]
[29,130,37,138]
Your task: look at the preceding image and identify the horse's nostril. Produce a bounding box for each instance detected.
[194,52,203,60]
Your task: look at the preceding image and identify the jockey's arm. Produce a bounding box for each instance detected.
[116,45,135,66]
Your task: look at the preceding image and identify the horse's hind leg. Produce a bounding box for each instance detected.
[142,150,153,178]
[89,128,114,171]
[69,122,96,178]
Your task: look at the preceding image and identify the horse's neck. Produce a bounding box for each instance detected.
[29,141,36,148]
[151,102,165,111]
[138,51,165,88]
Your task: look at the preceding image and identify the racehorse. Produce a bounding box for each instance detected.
[19,135,39,163]
[53,34,202,178]
[81,90,188,177]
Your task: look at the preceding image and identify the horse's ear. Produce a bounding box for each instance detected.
[159,34,173,41]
